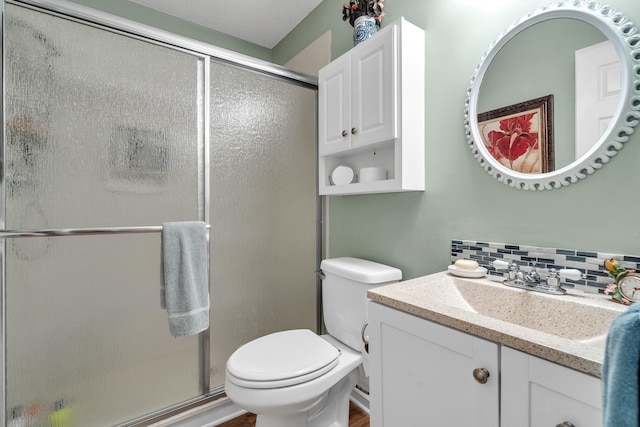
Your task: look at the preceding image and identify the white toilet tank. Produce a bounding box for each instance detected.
[320,257,401,351]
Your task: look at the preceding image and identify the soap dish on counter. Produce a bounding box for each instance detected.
[447,264,487,278]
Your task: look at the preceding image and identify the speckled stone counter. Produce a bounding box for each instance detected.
[368,271,627,378]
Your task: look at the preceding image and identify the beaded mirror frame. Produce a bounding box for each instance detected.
[464,1,640,191]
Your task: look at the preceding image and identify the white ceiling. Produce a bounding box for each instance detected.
[128,0,325,49]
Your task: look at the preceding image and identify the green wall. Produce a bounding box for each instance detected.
[274,0,640,280]
[65,0,272,61]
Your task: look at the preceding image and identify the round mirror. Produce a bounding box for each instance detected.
[464,1,640,191]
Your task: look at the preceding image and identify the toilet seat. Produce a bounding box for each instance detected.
[226,329,341,389]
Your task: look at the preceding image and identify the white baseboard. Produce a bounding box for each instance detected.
[350,387,370,414]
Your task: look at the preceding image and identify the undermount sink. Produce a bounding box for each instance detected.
[397,274,624,343]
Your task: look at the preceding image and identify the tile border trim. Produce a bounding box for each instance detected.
[451,239,640,293]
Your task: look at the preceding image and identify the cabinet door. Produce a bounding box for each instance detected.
[369,302,499,427]
[502,346,602,427]
[351,25,397,149]
[318,54,351,155]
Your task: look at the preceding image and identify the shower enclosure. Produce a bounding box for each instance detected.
[2,1,319,425]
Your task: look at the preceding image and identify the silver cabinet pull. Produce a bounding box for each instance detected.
[341,130,348,137]
[351,127,358,135]
[556,423,575,427]
[472,368,490,384]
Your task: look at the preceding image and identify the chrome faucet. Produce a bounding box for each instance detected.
[523,264,541,286]
[492,260,583,295]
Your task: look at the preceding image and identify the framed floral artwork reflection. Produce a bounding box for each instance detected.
[478,94,554,174]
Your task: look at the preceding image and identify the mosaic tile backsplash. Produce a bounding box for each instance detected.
[451,239,640,293]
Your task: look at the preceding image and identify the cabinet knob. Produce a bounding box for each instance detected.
[472,368,490,384]
[341,130,348,137]
[556,423,575,427]
[351,127,358,135]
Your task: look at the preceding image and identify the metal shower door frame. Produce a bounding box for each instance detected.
[0,0,320,425]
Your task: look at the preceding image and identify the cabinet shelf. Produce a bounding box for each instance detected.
[318,17,424,196]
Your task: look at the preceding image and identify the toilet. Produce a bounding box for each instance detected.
[224,257,402,427]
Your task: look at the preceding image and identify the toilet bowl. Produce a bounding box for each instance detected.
[224,257,402,427]
[225,332,361,427]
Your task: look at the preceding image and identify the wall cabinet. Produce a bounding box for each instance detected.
[318,18,425,196]
[369,302,603,427]
[319,26,394,155]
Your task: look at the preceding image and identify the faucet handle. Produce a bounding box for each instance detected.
[546,268,560,283]
[558,269,584,280]
[493,260,520,281]
[492,259,514,270]
[544,268,566,294]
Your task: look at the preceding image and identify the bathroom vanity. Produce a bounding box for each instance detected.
[367,271,624,427]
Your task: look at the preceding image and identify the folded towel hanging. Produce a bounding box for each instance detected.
[602,303,640,427]
[161,221,209,337]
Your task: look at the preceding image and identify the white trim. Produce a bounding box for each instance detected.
[350,387,370,414]
[148,397,246,427]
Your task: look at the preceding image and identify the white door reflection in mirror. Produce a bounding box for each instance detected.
[575,40,621,159]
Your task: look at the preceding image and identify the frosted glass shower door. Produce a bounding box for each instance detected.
[4,4,206,426]
[208,62,319,388]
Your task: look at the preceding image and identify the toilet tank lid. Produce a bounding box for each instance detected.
[320,257,402,284]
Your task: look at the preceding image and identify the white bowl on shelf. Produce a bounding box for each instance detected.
[330,165,356,186]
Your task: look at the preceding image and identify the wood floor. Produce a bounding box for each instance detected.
[217,402,370,427]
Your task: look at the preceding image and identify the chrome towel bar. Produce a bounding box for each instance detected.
[0,224,211,239]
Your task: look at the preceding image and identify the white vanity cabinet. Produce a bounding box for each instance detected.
[502,346,602,427]
[368,301,500,427]
[369,301,603,427]
[318,17,424,196]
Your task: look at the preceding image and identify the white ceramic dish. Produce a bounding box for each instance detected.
[330,165,356,186]
[447,265,487,278]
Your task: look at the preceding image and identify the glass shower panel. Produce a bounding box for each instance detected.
[4,4,205,425]
[5,235,200,426]
[208,61,318,387]
[4,4,203,230]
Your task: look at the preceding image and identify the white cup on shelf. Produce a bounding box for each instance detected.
[359,167,386,183]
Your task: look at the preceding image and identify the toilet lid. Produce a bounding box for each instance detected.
[227,329,341,386]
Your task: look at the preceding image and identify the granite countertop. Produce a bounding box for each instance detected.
[368,270,626,378]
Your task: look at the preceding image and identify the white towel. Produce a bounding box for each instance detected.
[161,221,209,337]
